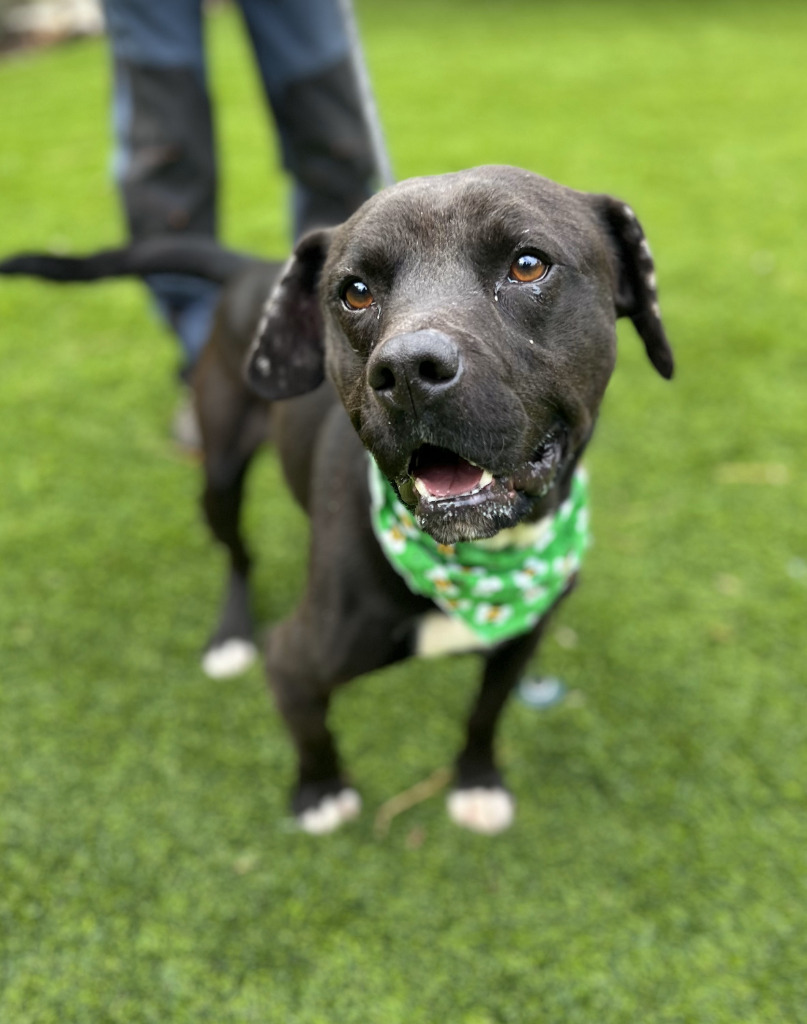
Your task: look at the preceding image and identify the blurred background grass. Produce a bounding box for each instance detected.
[1,1,805,1021]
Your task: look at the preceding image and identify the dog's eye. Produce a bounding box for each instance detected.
[342,279,374,310]
[509,253,549,283]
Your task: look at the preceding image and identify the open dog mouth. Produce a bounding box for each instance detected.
[410,446,494,500]
[395,434,564,543]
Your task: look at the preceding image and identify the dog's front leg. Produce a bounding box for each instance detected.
[449,617,550,835]
[266,616,360,835]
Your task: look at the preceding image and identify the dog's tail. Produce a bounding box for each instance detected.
[0,235,259,285]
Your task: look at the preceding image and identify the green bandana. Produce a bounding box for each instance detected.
[368,460,590,645]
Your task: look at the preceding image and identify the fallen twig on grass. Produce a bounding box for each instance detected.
[373,766,452,839]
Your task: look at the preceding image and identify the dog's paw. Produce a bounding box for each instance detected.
[298,788,362,835]
[201,638,258,679]
[447,786,515,834]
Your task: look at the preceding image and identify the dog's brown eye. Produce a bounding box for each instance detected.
[342,279,373,310]
[509,253,549,283]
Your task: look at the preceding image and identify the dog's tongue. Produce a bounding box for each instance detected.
[411,446,484,498]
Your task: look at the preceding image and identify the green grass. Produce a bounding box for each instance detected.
[1,1,806,1020]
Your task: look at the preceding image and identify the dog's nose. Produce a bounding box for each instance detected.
[367,330,462,409]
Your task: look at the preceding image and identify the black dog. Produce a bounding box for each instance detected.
[1,166,672,834]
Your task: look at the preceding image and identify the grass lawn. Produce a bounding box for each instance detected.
[1,1,806,1020]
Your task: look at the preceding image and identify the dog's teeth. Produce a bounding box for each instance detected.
[475,470,494,492]
[414,477,431,498]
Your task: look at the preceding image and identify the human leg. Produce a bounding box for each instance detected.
[103,0,220,370]
[237,0,383,236]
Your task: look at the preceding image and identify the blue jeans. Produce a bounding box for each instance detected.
[104,0,379,369]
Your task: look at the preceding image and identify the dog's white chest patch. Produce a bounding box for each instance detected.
[415,610,486,658]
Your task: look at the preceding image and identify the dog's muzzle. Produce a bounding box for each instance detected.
[363,329,567,544]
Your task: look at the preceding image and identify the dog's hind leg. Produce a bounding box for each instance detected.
[194,351,269,679]
[448,618,551,834]
[201,454,262,679]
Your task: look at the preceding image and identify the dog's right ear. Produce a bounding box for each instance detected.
[245,228,333,400]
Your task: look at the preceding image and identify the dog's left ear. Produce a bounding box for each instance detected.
[590,195,674,380]
[245,228,333,400]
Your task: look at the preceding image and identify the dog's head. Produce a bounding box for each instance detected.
[246,166,672,545]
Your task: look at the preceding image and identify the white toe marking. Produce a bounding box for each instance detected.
[447,787,515,834]
[299,788,362,835]
[202,638,258,679]
[336,788,362,820]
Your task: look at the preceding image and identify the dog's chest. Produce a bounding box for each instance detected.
[409,499,585,659]
[412,520,562,657]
